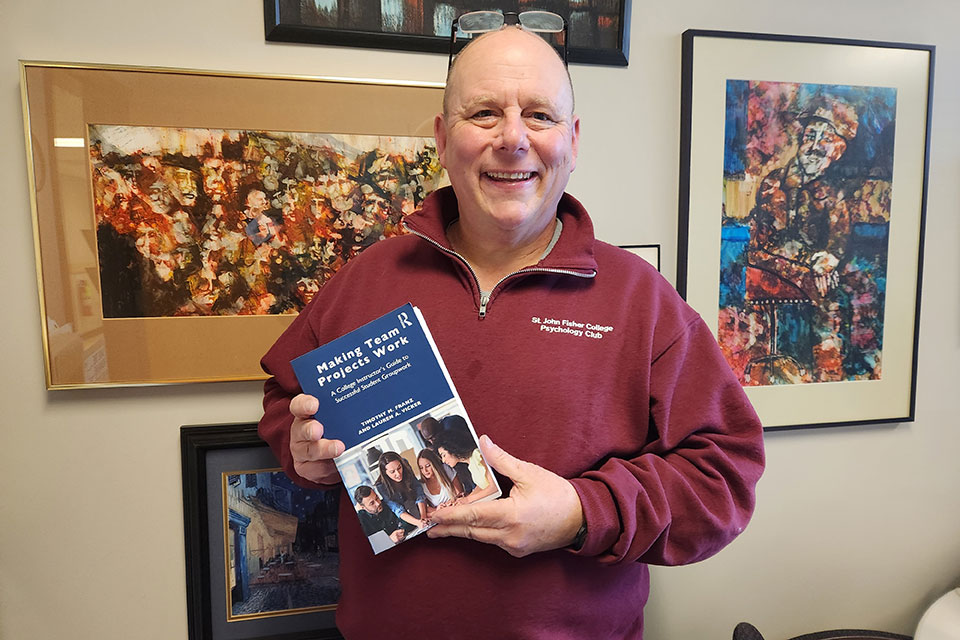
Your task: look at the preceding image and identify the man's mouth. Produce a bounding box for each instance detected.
[484,171,535,182]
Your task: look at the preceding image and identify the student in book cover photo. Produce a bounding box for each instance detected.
[417,414,473,450]
[375,451,430,530]
[353,485,408,547]
[435,429,497,504]
[259,19,765,640]
[416,447,464,514]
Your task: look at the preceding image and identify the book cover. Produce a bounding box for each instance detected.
[291,303,501,554]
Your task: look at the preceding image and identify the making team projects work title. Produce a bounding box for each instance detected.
[312,312,415,391]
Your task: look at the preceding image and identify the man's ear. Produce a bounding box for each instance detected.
[433,113,448,167]
[569,115,581,172]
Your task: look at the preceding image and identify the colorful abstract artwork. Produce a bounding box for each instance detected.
[719,81,897,386]
[89,125,446,318]
[224,469,340,620]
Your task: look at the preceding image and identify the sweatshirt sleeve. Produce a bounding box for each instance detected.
[569,314,765,566]
[258,305,337,491]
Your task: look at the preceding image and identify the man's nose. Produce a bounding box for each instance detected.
[498,112,529,152]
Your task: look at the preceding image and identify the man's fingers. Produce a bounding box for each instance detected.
[290,417,322,443]
[293,458,339,484]
[427,506,507,544]
[287,393,343,484]
[428,521,495,542]
[429,497,511,529]
[290,419,344,460]
[301,437,344,461]
[289,393,319,418]
[427,521,529,557]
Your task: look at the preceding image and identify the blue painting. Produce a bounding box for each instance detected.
[718,80,897,385]
[224,470,340,620]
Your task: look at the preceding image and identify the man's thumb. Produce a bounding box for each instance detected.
[478,434,524,480]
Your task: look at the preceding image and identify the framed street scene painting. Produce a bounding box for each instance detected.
[181,423,343,640]
[677,30,934,429]
[264,0,631,66]
[20,61,446,388]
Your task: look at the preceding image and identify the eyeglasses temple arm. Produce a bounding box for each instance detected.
[448,19,458,71]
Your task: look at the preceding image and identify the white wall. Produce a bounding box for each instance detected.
[1,1,958,638]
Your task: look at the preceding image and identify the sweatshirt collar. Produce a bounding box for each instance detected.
[402,186,598,275]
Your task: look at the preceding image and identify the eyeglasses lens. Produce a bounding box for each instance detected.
[517,11,564,32]
[457,11,504,34]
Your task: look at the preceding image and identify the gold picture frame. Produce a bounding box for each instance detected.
[20,61,445,389]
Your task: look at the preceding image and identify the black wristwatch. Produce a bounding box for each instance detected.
[570,519,588,551]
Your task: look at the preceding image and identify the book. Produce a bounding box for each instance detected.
[291,303,501,554]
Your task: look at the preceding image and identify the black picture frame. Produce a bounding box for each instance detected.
[677,29,934,430]
[264,0,631,66]
[618,243,661,272]
[181,423,343,640]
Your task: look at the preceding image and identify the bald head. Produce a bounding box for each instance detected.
[443,27,574,117]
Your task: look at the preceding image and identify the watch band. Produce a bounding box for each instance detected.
[570,519,588,551]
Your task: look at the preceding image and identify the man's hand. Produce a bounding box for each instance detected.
[810,251,841,296]
[389,529,406,543]
[426,435,584,557]
[289,394,345,484]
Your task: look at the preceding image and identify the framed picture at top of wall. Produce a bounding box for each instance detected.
[20,61,447,389]
[263,1,631,66]
[677,30,934,430]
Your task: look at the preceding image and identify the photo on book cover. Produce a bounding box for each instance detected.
[335,397,499,554]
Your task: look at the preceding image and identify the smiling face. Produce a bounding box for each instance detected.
[384,460,404,483]
[797,120,847,181]
[435,28,579,246]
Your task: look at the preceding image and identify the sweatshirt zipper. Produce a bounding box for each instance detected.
[405,227,596,319]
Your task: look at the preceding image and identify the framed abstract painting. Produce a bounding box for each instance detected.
[181,423,343,640]
[677,30,934,430]
[263,0,631,66]
[20,61,446,388]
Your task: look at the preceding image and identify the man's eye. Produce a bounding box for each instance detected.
[530,112,554,122]
[471,110,495,119]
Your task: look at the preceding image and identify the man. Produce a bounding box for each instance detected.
[353,485,408,544]
[259,25,764,638]
[746,96,862,381]
[416,416,443,448]
[749,96,858,304]
[417,414,471,449]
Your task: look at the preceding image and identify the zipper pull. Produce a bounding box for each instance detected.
[478,293,489,319]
